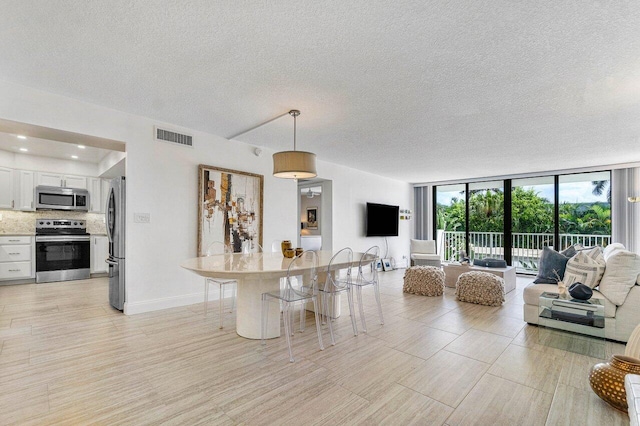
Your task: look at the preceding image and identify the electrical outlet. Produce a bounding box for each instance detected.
[134,213,150,223]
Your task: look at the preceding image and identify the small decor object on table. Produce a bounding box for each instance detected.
[455,271,505,306]
[568,282,593,300]
[281,240,292,255]
[403,266,444,297]
[382,258,393,271]
[589,355,640,412]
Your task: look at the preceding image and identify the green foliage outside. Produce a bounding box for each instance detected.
[437,187,611,236]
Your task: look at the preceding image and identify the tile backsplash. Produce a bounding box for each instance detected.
[0,210,107,234]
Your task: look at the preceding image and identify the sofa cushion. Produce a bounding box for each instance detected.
[533,247,570,284]
[598,250,640,306]
[473,258,508,268]
[411,239,436,254]
[411,253,440,261]
[522,282,616,318]
[563,246,605,289]
[604,243,626,261]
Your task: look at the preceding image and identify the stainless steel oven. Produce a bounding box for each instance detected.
[35,219,91,283]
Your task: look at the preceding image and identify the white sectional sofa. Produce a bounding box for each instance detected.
[523,243,640,343]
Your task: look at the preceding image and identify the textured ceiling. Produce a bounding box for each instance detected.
[1,1,639,183]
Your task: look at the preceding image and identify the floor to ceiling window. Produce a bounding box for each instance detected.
[435,184,466,261]
[558,171,611,249]
[511,177,555,272]
[432,170,612,273]
[468,181,504,262]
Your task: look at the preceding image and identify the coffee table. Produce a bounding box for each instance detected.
[537,291,606,358]
[442,263,516,293]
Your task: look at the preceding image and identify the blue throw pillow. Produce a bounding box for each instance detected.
[533,246,570,284]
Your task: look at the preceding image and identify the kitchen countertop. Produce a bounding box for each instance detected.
[0,233,34,236]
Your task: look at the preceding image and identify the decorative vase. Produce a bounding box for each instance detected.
[284,248,295,258]
[295,247,304,257]
[589,354,640,412]
[281,240,291,256]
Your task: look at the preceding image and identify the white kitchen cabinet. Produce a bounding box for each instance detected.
[0,236,35,281]
[64,175,88,189]
[0,167,14,209]
[37,172,64,187]
[14,170,35,211]
[91,235,109,274]
[36,172,87,189]
[88,178,102,213]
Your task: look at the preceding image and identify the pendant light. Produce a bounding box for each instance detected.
[272,110,317,179]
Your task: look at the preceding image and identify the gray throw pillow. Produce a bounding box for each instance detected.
[533,246,570,284]
[561,244,580,258]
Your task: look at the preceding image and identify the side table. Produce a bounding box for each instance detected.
[442,263,516,293]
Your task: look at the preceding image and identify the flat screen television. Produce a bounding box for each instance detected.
[366,202,399,237]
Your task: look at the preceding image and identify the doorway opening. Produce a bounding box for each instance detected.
[297,178,332,252]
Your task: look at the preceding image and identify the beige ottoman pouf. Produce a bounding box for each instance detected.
[403,266,444,297]
[455,271,505,306]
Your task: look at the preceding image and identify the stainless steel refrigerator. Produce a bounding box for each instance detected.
[106,176,125,310]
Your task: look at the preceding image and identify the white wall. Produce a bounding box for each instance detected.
[318,161,413,262]
[0,79,412,313]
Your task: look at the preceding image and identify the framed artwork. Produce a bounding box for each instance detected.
[374,259,383,271]
[382,258,393,271]
[306,207,319,230]
[198,164,263,256]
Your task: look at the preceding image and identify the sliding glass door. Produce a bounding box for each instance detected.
[511,177,555,273]
[558,171,611,249]
[468,181,504,262]
[435,184,465,261]
[432,170,612,273]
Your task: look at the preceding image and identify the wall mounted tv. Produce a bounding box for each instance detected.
[366,202,399,237]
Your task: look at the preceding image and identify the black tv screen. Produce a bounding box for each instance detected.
[366,203,399,237]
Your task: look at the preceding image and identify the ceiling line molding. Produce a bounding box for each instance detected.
[413,161,640,187]
[0,118,126,152]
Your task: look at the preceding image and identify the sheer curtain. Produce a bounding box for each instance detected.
[414,186,432,240]
[612,167,640,253]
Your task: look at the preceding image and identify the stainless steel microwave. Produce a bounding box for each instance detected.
[35,186,89,211]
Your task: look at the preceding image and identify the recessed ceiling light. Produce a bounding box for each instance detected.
[17,135,27,140]
[77,145,86,149]
[19,148,28,152]
[71,155,78,159]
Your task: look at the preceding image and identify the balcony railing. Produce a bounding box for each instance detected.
[440,231,611,273]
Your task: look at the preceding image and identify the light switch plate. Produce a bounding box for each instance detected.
[134,213,150,223]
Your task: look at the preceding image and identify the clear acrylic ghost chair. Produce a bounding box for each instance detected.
[352,246,384,333]
[261,250,324,362]
[271,240,283,253]
[204,241,236,329]
[320,247,358,345]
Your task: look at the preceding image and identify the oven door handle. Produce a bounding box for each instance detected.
[35,235,91,243]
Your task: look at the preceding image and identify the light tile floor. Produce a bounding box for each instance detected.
[0,270,630,425]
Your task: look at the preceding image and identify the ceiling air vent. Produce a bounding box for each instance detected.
[154,126,193,148]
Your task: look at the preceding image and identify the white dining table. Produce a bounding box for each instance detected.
[181,250,371,339]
